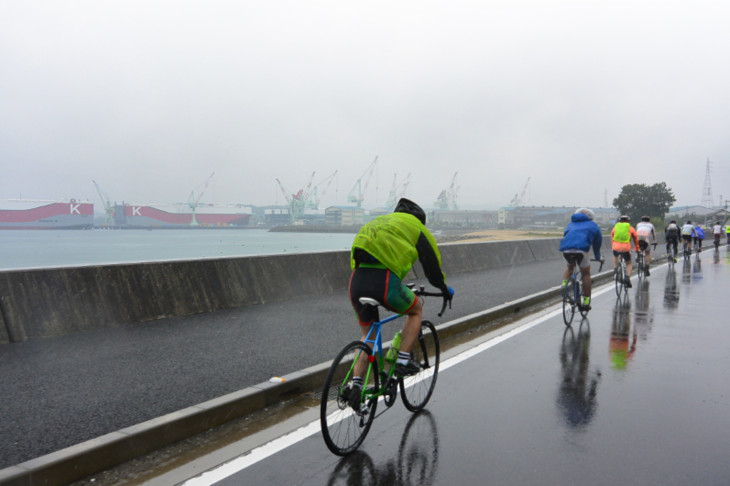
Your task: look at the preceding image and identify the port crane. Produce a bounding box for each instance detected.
[188,172,215,226]
[308,170,338,209]
[509,176,530,207]
[92,180,114,227]
[347,156,378,207]
[276,171,316,222]
[385,172,411,208]
[435,172,459,210]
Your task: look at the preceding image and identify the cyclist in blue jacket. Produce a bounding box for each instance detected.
[693,223,705,251]
[559,208,603,310]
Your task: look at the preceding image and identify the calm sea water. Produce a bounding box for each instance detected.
[0,229,356,270]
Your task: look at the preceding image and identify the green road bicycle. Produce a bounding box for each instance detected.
[320,286,451,456]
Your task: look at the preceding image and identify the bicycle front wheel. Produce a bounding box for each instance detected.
[320,341,379,456]
[400,320,440,412]
[562,279,576,326]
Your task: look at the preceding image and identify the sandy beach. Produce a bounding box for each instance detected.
[440,228,562,244]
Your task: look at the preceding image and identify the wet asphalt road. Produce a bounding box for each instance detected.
[1,256,568,469]
[179,249,730,485]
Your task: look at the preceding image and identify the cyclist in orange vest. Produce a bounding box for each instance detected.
[611,215,640,288]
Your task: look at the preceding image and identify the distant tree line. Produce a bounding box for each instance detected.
[613,182,676,224]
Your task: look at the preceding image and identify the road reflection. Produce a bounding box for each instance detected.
[609,295,635,369]
[692,253,703,282]
[326,411,439,486]
[557,321,600,428]
[682,258,692,284]
[663,269,679,309]
[633,279,654,341]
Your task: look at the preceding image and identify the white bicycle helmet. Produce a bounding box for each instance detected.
[574,208,595,220]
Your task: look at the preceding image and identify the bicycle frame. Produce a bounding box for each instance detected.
[358,312,402,397]
[682,239,692,260]
[562,257,602,326]
[343,287,448,406]
[636,242,656,279]
[320,288,446,455]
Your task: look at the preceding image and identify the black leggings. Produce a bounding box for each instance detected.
[666,239,678,254]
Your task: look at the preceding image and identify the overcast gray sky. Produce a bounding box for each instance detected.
[2,0,728,211]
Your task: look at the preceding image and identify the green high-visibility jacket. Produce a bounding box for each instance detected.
[351,212,447,291]
[613,222,631,243]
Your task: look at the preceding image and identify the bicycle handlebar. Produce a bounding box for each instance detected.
[413,286,452,317]
[591,258,605,272]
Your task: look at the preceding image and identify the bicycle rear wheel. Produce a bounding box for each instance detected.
[399,320,440,412]
[614,262,625,296]
[637,256,645,281]
[667,245,675,268]
[320,341,379,455]
[562,279,576,326]
[577,282,589,319]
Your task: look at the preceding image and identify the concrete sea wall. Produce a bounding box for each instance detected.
[0,236,610,343]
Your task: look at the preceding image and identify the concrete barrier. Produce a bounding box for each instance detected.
[0,236,612,344]
[0,251,351,343]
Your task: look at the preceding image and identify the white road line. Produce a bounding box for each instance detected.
[181,283,615,485]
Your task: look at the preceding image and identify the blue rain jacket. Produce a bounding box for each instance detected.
[559,212,603,259]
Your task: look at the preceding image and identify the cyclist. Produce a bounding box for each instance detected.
[693,222,705,251]
[665,220,680,262]
[726,223,730,246]
[347,198,452,408]
[559,208,603,310]
[712,221,723,248]
[636,215,656,276]
[611,215,639,288]
[681,220,696,253]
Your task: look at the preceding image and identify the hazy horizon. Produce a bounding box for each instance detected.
[2,1,728,211]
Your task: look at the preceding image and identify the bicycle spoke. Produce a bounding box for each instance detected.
[321,342,379,455]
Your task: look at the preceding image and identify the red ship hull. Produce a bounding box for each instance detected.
[115,204,251,228]
[0,200,94,229]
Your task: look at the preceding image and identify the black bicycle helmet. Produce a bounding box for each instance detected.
[394,198,426,224]
[641,215,650,222]
[619,215,630,222]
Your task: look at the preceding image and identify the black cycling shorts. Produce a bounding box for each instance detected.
[349,267,417,326]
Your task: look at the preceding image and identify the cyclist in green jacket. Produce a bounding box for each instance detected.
[347,198,452,406]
